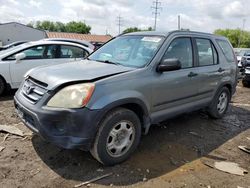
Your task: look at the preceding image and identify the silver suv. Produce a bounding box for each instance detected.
[14,31,238,165]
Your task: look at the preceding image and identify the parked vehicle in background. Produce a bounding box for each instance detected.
[0,41,28,51]
[0,40,93,95]
[235,48,250,68]
[43,38,95,50]
[14,30,237,165]
[242,66,250,87]
[240,53,250,68]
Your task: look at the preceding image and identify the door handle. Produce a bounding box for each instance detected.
[188,72,198,77]
[218,68,225,73]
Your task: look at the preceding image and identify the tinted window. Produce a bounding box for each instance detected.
[163,38,193,68]
[22,46,46,60]
[217,40,234,62]
[6,45,58,60]
[196,39,218,66]
[46,45,58,58]
[60,45,88,59]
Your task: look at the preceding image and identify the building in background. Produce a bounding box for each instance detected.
[0,22,113,49]
[0,22,47,46]
[46,32,112,49]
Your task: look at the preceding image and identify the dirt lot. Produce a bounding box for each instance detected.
[0,84,249,188]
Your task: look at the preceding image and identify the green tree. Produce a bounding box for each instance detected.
[214,29,250,48]
[122,27,153,34]
[65,21,91,34]
[26,21,91,34]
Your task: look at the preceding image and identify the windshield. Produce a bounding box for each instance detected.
[88,35,164,68]
[239,50,250,56]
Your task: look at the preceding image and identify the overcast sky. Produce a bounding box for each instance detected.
[0,0,249,36]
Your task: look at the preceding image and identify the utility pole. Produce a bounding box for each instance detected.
[116,15,123,34]
[151,0,162,31]
[178,15,181,30]
[238,19,246,48]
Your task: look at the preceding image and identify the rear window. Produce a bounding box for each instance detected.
[216,40,235,62]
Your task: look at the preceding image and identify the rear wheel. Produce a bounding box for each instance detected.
[0,77,6,96]
[242,80,250,87]
[90,108,141,166]
[208,87,230,119]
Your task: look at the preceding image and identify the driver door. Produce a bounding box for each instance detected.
[151,37,200,121]
[8,45,59,88]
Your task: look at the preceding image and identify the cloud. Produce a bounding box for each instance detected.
[28,0,42,9]
[0,5,24,23]
[223,1,249,18]
[0,0,250,35]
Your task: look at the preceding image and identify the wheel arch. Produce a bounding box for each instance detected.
[96,98,151,135]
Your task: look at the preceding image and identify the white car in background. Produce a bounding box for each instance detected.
[0,40,93,95]
[235,49,250,68]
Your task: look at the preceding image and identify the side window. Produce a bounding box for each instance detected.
[216,40,234,62]
[163,38,193,68]
[22,46,46,60]
[5,45,47,60]
[195,38,218,66]
[60,45,88,59]
[46,45,59,59]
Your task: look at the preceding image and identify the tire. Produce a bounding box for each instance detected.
[90,108,141,166]
[242,80,250,87]
[208,87,230,119]
[0,77,6,96]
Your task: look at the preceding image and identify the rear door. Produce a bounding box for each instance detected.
[193,38,222,102]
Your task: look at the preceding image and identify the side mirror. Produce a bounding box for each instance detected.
[157,58,181,72]
[15,53,26,62]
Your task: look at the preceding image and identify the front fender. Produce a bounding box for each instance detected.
[87,90,150,115]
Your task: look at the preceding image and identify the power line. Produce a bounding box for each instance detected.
[116,15,123,34]
[151,0,162,31]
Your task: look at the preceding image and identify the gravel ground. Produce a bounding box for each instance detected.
[0,83,249,188]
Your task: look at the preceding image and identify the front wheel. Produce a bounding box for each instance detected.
[208,87,230,119]
[90,108,141,166]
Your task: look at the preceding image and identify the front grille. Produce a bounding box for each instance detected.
[21,77,48,104]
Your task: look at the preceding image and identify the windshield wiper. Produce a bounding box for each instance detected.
[90,59,121,66]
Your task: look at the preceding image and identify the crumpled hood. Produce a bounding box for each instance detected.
[28,60,135,90]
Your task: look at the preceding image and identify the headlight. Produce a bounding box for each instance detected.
[47,83,95,108]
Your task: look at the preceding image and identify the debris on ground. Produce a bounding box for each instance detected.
[202,160,248,176]
[231,103,250,107]
[189,131,202,138]
[0,146,5,152]
[238,146,250,154]
[170,157,178,166]
[213,161,248,176]
[74,173,113,188]
[0,124,24,137]
[2,133,9,143]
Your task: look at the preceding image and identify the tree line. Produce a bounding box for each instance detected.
[27,21,250,48]
[27,21,91,34]
[214,29,250,48]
